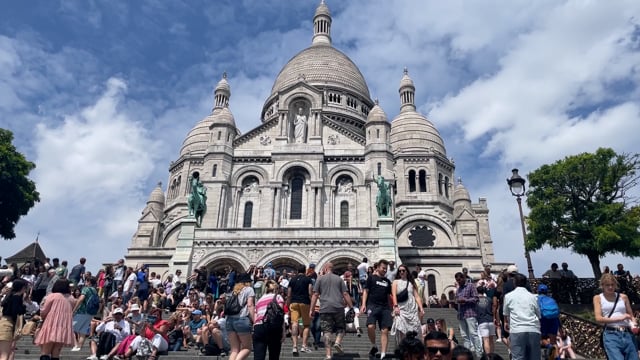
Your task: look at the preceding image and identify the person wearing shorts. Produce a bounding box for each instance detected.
[287,265,313,356]
[309,262,353,360]
[361,260,392,359]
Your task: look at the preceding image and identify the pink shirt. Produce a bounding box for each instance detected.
[254,293,284,325]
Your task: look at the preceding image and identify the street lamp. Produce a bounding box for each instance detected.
[507,168,535,279]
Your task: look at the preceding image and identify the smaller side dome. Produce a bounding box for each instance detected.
[453,179,471,204]
[213,72,231,110]
[366,100,388,123]
[214,107,236,127]
[180,114,215,156]
[148,182,165,205]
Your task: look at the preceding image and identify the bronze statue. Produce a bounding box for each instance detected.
[375,175,392,217]
[188,171,207,227]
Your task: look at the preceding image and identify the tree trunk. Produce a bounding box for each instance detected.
[587,252,602,279]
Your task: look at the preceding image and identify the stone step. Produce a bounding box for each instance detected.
[14,308,512,359]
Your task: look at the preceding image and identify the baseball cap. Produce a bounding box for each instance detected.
[113,308,124,314]
[309,263,316,269]
[537,284,548,294]
[130,304,140,311]
[506,265,518,274]
[192,310,203,316]
[426,318,435,325]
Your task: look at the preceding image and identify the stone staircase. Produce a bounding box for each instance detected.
[13,308,510,359]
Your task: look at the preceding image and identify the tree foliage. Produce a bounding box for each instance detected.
[0,128,40,239]
[526,148,640,278]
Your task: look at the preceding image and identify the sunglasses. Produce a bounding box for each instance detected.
[398,269,407,273]
[427,346,451,355]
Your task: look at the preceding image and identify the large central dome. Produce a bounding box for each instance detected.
[270,45,371,100]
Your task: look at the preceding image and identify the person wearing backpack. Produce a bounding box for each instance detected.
[537,284,560,347]
[225,272,255,360]
[71,276,99,351]
[252,280,285,360]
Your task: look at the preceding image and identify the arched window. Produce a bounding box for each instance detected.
[438,174,444,195]
[340,201,349,228]
[444,176,450,198]
[427,274,437,298]
[377,162,382,176]
[243,202,253,228]
[212,164,217,177]
[408,170,416,192]
[290,176,304,219]
[419,170,427,192]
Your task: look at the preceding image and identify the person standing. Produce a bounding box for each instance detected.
[122,267,137,305]
[361,259,393,359]
[35,279,76,360]
[454,271,482,358]
[309,262,353,360]
[68,258,86,287]
[391,264,424,343]
[357,257,369,288]
[386,261,397,282]
[225,273,255,360]
[287,265,313,356]
[252,280,285,360]
[503,273,541,360]
[0,279,28,360]
[70,276,98,351]
[593,273,639,360]
[476,286,496,355]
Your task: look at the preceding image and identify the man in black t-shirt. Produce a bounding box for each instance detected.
[287,265,314,356]
[360,259,392,359]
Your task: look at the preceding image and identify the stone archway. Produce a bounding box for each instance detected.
[267,257,305,276]
[329,256,360,275]
[204,258,246,276]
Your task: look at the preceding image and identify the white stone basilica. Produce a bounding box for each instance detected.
[125,1,495,296]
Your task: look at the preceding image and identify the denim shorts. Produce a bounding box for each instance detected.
[225,316,252,334]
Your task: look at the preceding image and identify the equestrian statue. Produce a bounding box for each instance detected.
[188,171,207,227]
[375,175,392,217]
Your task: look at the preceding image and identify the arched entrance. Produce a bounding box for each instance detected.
[328,256,360,275]
[269,257,305,276]
[204,258,246,276]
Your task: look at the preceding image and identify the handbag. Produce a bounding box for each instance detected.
[599,292,620,349]
[13,314,24,341]
[396,281,409,303]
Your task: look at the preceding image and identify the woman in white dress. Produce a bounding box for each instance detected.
[391,264,424,343]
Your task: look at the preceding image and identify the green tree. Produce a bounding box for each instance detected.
[0,128,40,239]
[526,148,640,278]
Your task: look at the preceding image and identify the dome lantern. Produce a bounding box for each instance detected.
[399,67,416,113]
[312,0,332,46]
[213,72,231,110]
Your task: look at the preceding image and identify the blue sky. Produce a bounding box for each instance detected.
[2,1,639,277]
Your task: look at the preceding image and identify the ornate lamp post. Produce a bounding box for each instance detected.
[507,168,535,279]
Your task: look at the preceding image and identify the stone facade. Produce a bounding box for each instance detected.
[125,1,495,297]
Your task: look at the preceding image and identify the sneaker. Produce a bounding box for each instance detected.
[86,356,98,360]
[369,346,379,357]
[292,348,299,357]
[379,353,386,359]
[496,338,502,342]
[300,346,312,353]
[113,357,122,360]
[333,342,344,355]
[99,356,110,360]
[72,347,82,352]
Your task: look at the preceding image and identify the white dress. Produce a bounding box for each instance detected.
[391,279,421,335]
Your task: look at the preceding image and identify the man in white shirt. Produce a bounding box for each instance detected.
[123,267,137,304]
[87,308,131,360]
[503,273,541,360]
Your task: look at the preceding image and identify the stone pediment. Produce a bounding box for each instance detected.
[454,207,476,221]
[322,115,365,145]
[139,206,159,222]
[233,118,279,150]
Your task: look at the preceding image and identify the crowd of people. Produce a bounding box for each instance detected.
[0,256,639,360]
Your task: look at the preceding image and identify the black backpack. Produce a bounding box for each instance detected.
[202,342,222,356]
[263,295,285,330]
[96,331,116,356]
[225,292,244,316]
